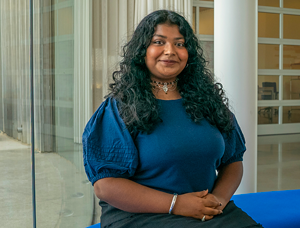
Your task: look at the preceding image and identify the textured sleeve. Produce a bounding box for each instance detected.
[217,114,246,171]
[82,97,139,185]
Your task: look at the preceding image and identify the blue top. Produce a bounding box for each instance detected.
[82,97,246,194]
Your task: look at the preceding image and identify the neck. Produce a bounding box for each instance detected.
[151,78,181,99]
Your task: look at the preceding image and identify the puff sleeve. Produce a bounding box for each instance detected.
[82,97,138,185]
[217,114,246,171]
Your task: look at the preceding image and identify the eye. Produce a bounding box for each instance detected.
[153,40,164,45]
[176,42,185,47]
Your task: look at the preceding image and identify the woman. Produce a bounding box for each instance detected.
[83,10,262,228]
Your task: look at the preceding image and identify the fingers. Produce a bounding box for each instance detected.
[204,215,214,221]
[203,198,222,208]
[202,206,223,216]
[192,189,209,198]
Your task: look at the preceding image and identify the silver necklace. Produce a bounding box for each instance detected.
[151,78,178,94]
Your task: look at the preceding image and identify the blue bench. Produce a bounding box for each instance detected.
[86,224,100,228]
[86,189,300,228]
[232,189,300,228]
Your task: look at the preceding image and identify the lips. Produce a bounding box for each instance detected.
[160,60,177,63]
[159,60,178,66]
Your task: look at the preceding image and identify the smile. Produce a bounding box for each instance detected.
[160,60,178,65]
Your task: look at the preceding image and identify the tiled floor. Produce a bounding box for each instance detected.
[0,133,93,228]
[1,132,300,227]
[257,133,300,192]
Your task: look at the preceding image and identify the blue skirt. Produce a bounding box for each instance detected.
[99,200,263,228]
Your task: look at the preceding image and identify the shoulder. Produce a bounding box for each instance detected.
[82,96,123,143]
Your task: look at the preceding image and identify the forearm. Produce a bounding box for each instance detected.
[94,177,173,213]
[212,161,243,206]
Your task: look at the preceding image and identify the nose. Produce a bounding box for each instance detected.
[164,42,175,56]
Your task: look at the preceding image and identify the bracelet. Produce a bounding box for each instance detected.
[168,193,178,214]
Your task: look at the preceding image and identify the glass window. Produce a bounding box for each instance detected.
[258,106,279,124]
[284,0,300,9]
[258,76,279,100]
[258,0,279,7]
[283,45,300,69]
[199,8,214,35]
[57,7,73,36]
[283,14,300,40]
[258,13,279,38]
[201,41,214,71]
[258,44,279,69]
[283,76,300,100]
[283,106,300,123]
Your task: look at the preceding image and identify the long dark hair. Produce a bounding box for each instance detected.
[107,10,233,135]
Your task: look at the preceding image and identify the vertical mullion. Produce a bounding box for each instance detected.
[196,6,199,35]
[278,76,283,124]
[279,0,284,125]
[29,0,37,227]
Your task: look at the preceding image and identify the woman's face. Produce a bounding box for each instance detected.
[145,23,188,82]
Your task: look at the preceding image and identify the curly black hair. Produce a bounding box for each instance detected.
[107,10,233,135]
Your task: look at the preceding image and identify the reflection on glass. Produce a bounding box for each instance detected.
[284,14,300,40]
[283,45,300,69]
[258,44,279,69]
[57,7,73,36]
[37,1,93,227]
[201,41,214,71]
[193,7,196,33]
[258,13,279,38]
[283,106,300,123]
[284,0,300,9]
[258,106,279,124]
[0,0,33,227]
[199,7,214,35]
[258,76,279,100]
[283,76,300,100]
[258,0,279,7]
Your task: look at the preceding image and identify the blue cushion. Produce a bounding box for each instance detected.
[86,223,100,228]
[231,190,300,228]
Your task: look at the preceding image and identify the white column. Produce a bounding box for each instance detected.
[214,0,258,194]
[74,0,93,144]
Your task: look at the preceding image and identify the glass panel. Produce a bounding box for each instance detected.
[193,7,196,33]
[258,13,279,38]
[36,1,93,227]
[283,45,300,69]
[283,14,300,40]
[284,0,300,9]
[258,76,279,100]
[0,0,33,227]
[283,76,300,100]
[57,7,73,36]
[258,44,279,69]
[199,8,214,35]
[258,0,280,7]
[201,41,214,71]
[283,106,300,123]
[258,106,279,124]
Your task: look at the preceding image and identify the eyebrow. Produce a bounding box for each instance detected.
[153,34,184,40]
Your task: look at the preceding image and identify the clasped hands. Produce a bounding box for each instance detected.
[172,189,225,221]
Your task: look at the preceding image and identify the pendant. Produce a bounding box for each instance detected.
[163,83,168,94]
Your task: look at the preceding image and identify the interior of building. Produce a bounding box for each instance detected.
[0,0,299,227]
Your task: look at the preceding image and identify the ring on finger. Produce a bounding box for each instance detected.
[201,215,206,222]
